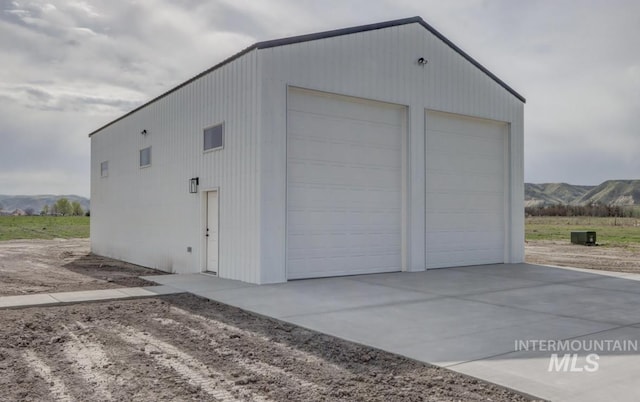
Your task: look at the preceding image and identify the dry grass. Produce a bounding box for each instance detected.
[526,216,640,245]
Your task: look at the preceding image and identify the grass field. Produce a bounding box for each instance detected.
[2,215,639,246]
[526,216,640,245]
[0,216,89,241]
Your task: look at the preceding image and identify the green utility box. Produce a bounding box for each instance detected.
[571,231,596,246]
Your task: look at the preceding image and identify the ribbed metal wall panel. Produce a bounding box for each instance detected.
[91,50,260,283]
[258,22,524,281]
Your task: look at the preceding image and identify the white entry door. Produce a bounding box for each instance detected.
[206,190,219,273]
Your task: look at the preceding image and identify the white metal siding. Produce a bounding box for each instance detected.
[91,50,261,283]
[258,22,524,282]
[286,88,404,279]
[425,111,508,268]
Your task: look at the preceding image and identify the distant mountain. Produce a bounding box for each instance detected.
[524,183,595,207]
[0,195,90,215]
[525,180,640,207]
[575,180,640,206]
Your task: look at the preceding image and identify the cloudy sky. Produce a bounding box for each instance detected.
[1,0,639,197]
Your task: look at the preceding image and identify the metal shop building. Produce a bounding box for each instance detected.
[90,16,525,284]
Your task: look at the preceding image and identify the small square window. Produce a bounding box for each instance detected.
[140,147,151,167]
[204,123,224,151]
[100,161,108,177]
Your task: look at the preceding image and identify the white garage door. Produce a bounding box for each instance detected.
[426,111,507,268]
[287,88,404,279]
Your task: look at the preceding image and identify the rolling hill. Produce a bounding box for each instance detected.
[524,183,595,207]
[3,181,638,213]
[0,195,90,215]
[525,180,640,207]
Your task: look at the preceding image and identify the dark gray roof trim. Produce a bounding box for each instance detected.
[412,17,525,103]
[89,16,524,137]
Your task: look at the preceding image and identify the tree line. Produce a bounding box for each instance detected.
[40,198,88,216]
[525,204,640,217]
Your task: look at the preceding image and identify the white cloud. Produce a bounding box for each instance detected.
[0,169,87,196]
[0,0,639,196]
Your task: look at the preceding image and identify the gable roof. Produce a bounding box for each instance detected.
[89,16,525,137]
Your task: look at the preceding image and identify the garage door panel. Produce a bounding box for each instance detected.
[288,163,400,188]
[288,158,400,180]
[427,248,504,268]
[288,110,402,141]
[428,116,503,139]
[427,231,504,250]
[288,233,401,254]
[288,211,400,230]
[289,90,403,126]
[427,154,504,176]
[289,114,402,150]
[287,223,402,235]
[288,186,400,209]
[428,132,504,157]
[426,173,504,193]
[427,192,505,211]
[426,111,507,269]
[426,212,504,231]
[287,88,404,279]
[429,126,504,142]
[288,138,400,168]
[427,154,503,175]
[288,253,401,278]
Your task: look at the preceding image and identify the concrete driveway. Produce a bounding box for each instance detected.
[145,263,640,401]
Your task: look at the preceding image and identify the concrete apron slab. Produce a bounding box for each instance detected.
[144,264,640,402]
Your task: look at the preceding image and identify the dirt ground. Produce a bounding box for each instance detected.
[0,239,165,296]
[0,239,535,401]
[0,294,533,402]
[526,240,640,273]
[3,239,637,400]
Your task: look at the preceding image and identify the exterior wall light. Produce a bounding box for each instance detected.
[141,129,148,135]
[189,177,199,193]
[417,57,428,65]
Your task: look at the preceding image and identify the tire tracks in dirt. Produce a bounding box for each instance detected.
[62,324,116,401]
[22,349,73,402]
[2,295,533,402]
[75,320,208,401]
[110,322,272,402]
[152,316,324,393]
[169,306,346,372]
